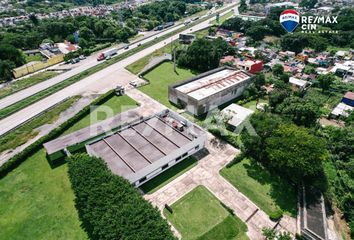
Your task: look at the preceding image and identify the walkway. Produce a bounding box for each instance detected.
[145,134,278,239]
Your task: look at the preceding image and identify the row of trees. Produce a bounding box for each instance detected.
[177,38,234,72]
[241,112,327,186]
[67,154,175,240]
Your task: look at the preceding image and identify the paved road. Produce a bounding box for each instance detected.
[0,3,237,136]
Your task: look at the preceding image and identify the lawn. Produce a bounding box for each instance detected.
[0,96,80,154]
[220,159,297,217]
[0,149,87,239]
[164,185,248,240]
[140,156,198,194]
[241,98,268,111]
[25,54,43,63]
[0,71,59,100]
[140,61,197,108]
[62,94,138,135]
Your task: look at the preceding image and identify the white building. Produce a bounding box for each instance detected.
[169,67,253,116]
[221,104,254,129]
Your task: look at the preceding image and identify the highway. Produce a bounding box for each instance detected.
[0,2,238,136]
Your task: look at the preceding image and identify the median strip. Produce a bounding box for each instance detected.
[0,4,236,121]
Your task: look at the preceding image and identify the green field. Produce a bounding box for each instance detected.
[140,157,198,194]
[0,96,80,154]
[25,54,43,63]
[164,185,248,240]
[0,71,59,100]
[140,62,197,108]
[220,159,297,217]
[0,94,139,239]
[0,150,87,239]
[62,94,137,135]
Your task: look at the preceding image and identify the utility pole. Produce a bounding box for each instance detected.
[173,47,177,73]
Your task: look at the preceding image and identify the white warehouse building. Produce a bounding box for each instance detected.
[168,67,253,116]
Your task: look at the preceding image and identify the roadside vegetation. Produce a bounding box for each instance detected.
[0,71,59,100]
[164,185,248,240]
[0,96,79,154]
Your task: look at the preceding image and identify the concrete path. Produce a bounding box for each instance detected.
[145,134,279,239]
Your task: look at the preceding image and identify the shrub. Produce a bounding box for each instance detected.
[269,208,283,221]
[67,154,175,240]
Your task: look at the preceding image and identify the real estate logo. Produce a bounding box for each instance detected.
[279,9,300,33]
[280,9,339,34]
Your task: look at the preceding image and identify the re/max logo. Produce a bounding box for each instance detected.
[301,16,338,24]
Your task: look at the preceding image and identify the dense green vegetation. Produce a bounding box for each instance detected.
[221,159,297,219]
[164,185,248,240]
[0,71,59,99]
[321,126,354,237]
[67,154,175,240]
[0,96,79,154]
[177,38,234,72]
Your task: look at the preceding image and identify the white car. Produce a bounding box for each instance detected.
[129,81,138,87]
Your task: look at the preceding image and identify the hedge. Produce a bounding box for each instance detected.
[0,90,116,178]
[67,153,175,240]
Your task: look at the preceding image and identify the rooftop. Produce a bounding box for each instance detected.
[221,104,254,128]
[174,68,251,101]
[344,91,354,101]
[86,110,205,183]
[289,77,309,87]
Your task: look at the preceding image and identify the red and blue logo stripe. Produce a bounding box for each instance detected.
[280,9,300,33]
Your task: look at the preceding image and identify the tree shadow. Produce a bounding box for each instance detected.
[243,159,298,216]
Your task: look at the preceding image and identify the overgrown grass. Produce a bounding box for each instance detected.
[0,71,59,100]
[140,61,197,108]
[0,96,80,154]
[140,157,198,194]
[0,149,87,239]
[220,158,297,217]
[164,185,248,240]
[62,94,137,135]
[25,54,43,63]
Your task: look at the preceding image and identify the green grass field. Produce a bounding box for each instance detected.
[25,54,43,63]
[0,96,79,154]
[0,71,59,100]
[220,159,297,217]
[140,157,198,194]
[0,94,139,239]
[0,150,87,239]
[62,94,137,135]
[140,62,197,108]
[164,185,248,240]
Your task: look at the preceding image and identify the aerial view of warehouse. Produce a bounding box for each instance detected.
[168,67,253,116]
[44,109,207,187]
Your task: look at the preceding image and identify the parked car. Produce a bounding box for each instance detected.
[129,81,138,87]
[79,55,86,60]
[105,55,111,60]
[137,43,142,47]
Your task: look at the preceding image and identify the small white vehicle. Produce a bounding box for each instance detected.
[129,81,138,87]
